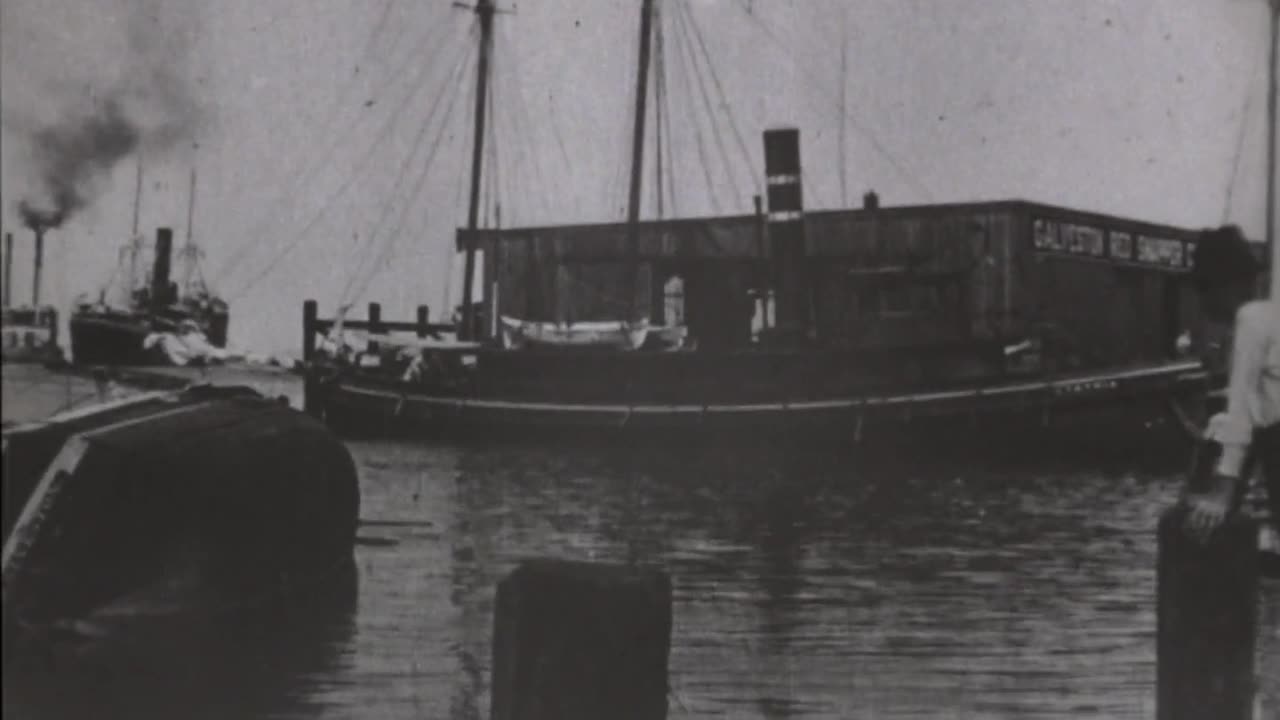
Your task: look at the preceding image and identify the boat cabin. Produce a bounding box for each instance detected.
[458,196,1227,376]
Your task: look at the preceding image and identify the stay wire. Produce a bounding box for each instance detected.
[340,31,479,307]
[229,21,473,300]
[680,0,761,198]
[735,3,935,201]
[347,43,475,309]
[216,4,450,283]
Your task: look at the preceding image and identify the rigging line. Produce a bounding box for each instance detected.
[734,4,934,202]
[443,82,475,313]
[488,41,502,230]
[214,0,414,283]
[503,22,556,224]
[1222,51,1262,224]
[348,63,471,309]
[653,0,667,219]
[674,2,747,210]
[238,25,477,302]
[510,86,551,224]
[338,38,478,306]
[679,0,761,197]
[670,1,724,215]
[350,36,476,304]
[215,7,453,282]
[660,22,679,219]
[232,23,476,299]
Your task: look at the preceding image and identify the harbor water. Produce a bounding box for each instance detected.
[2,366,1276,719]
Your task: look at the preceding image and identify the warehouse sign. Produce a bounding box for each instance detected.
[1032,218,1193,271]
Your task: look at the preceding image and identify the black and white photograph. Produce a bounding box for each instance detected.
[1,0,1278,718]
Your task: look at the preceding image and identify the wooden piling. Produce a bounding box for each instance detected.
[302,300,318,363]
[490,559,672,720]
[367,302,382,355]
[1156,504,1258,720]
[416,305,430,338]
[302,300,319,417]
[3,232,12,307]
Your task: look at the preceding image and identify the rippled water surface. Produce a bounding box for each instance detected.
[5,414,1278,718]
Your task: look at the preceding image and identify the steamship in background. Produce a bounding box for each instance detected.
[299,0,1271,442]
[0,227,62,364]
[69,165,230,367]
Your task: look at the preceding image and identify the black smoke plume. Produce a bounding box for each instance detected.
[8,0,203,231]
[18,98,140,231]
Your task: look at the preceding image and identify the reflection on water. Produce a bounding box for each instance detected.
[6,441,1277,719]
[3,561,358,720]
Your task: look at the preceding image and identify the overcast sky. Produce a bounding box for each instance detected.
[1,0,1275,356]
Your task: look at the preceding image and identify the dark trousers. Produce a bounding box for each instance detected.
[1256,423,1280,528]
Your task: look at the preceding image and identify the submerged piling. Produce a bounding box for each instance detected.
[1156,504,1258,720]
[490,559,672,720]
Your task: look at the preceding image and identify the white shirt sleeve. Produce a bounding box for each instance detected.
[1205,303,1267,477]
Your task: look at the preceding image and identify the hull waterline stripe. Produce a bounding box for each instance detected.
[335,361,1206,416]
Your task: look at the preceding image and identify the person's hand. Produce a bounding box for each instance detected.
[1183,472,1240,543]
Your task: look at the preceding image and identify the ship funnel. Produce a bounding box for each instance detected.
[863,191,880,210]
[31,227,45,307]
[762,128,810,339]
[152,227,174,307]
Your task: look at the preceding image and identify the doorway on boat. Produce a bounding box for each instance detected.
[651,260,756,351]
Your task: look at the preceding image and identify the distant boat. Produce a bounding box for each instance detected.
[69,164,230,367]
[1,230,62,364]
[301,1,1246,443]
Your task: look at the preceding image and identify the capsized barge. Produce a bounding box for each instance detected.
[2,385,359,644]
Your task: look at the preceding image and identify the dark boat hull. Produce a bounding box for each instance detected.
[69,313,163,366]
[309,354,1209,450]
[2,385,360,642]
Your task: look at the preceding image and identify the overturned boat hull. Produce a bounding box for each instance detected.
[2,385,360,643]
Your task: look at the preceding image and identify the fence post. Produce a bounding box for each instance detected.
[490,559,672,720]
[416,305,430,339]
[302,300,318,363]
[367,302,382,355]
[1156,504,1257,720]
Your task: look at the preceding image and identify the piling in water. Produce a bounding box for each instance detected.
[490,559,672,720]
[1156,504,1257,720]
[3,232,12,307]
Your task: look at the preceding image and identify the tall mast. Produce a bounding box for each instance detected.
[184,166,198,292]
[1267,0,1278,299]
[129,154,143,294]
[626,0,656,323]
[839,6,849,206]
[460,0,496,340]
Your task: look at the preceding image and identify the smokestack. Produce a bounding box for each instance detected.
[3,232,11,307]
[151,227,173,307]
[762,128,810,338]
[32,228,45,307]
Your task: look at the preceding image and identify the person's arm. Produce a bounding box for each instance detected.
[1206,303,1265,477]
[1187,303,1265,540]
